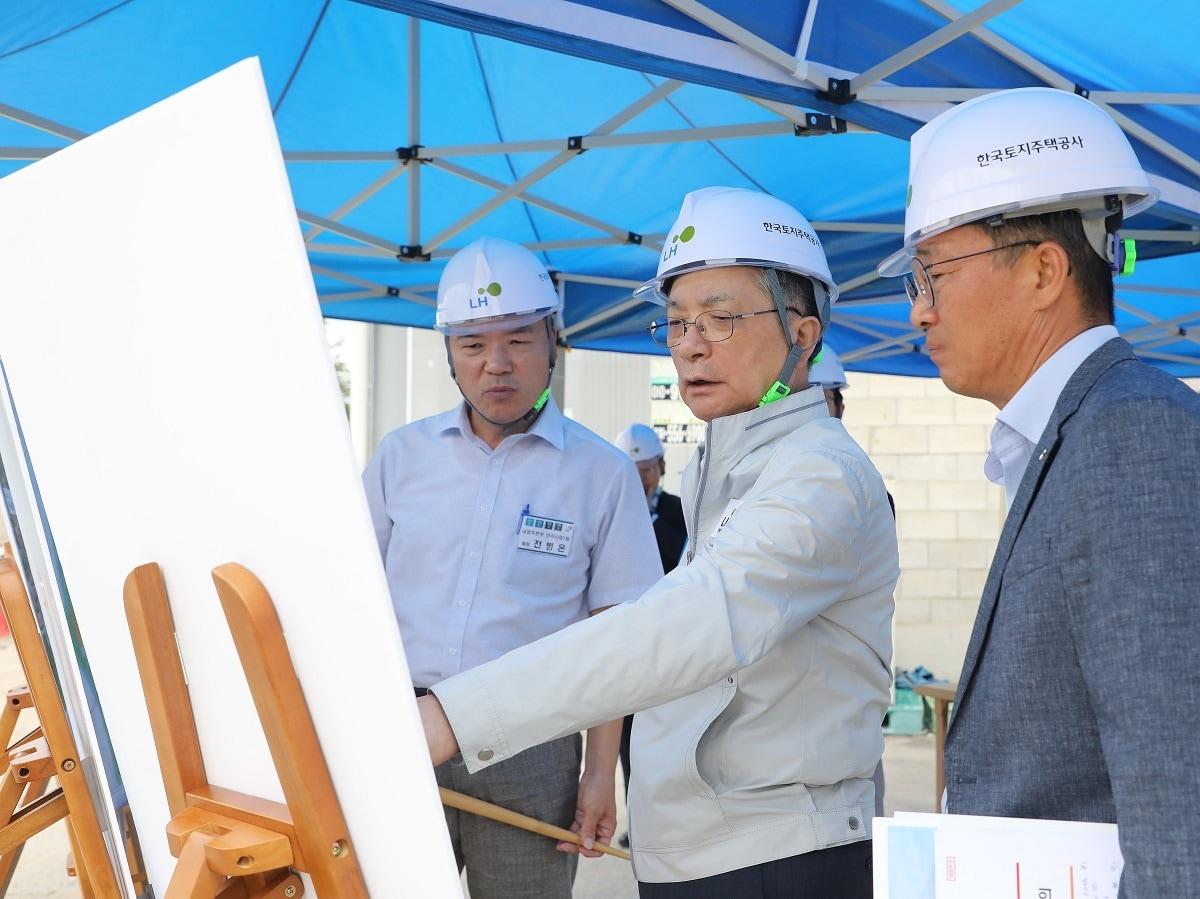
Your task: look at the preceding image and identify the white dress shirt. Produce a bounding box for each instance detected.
[362,398,662,688]
[984,325,1119,509]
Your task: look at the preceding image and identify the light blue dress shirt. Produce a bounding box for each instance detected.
[363,398,663,688]
[984,325,1119,509]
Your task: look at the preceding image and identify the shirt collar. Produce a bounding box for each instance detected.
[996,325,1119,445]
[439,396,566,452]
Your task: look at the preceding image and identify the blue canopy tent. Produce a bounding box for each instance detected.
[2,1,1199,376]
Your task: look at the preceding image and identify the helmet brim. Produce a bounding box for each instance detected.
[634,258,840,307]
[877,187,1160,278]
[437,308,555,337]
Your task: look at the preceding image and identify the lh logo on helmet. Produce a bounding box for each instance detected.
[470,281,502,309]
[662,224,696,262]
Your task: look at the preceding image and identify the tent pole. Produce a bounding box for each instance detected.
[430,237,629,258]
[919,0,1200,181]
[743,97,875,134]
[296,209,401,254]
[0,101,86,142]
[844,344,926,364]
[408,16,421,247]
[849,0,1023,95]
[795,0,821,63]
[422,79,681,253]
[812,221,904,233]
[661,0,810,83]
[1118,284,1200,298]
[421,121,794,157]
[837,269,883,294]
[0,147,56,160]
[311,265,435,306]
[319,289,386,303]
[1115,301,1200,352]
[833,318,925,360]
[427,158,662,252]
[556,273,643,289]
[308,243,394,258]
[561,296,647,341]
[303,163,407,243]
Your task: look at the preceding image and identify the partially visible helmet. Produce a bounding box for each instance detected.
[634,187,838,323]
[878,87,1158,277]
[809,345,848,390]
[614,424,664,462]
[436,237,560,335]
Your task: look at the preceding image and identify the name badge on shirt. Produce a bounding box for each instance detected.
[711,498,743,538]
[517,514,575,557]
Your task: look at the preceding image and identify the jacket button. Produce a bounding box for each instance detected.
[726,676,734,685]
[478,749,494,761]
[848,816,860,831]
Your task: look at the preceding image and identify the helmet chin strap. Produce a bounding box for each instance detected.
[758,268,822,407]
[445,316,557,436]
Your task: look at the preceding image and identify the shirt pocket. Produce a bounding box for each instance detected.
[501,538,586,604]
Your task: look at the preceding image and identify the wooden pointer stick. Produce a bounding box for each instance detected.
[439,787,631,862]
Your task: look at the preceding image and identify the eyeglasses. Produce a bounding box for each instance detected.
[647,308,798,348]
[904,241,1040,309]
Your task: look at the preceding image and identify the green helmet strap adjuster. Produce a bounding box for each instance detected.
[1120,237,1137,276]
[759,381,791,407]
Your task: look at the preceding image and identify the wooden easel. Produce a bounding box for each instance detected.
[0,545,124,897]
[123,561,367,898]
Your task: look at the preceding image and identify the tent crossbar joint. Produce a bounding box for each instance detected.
[398,244,431,261]
[819,78,856,105]
[793,113,848,136]
[626,232,643,245]
[567,135,586,153]
[1074,83,1091,99]
[396,144,424,162]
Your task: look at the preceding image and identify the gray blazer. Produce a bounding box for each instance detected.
[945,338,1200,898]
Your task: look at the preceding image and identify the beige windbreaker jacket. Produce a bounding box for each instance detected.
[433,386,899,883]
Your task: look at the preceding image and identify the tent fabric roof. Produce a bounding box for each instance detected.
[2,1,1199,376]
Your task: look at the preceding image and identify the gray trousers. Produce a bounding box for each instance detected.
[436,733,582,899]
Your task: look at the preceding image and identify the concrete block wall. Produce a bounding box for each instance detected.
[839,372,1005,681]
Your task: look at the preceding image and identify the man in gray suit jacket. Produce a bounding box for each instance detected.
[878,87,1200,896]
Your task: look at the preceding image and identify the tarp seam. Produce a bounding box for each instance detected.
[0,0,136,62]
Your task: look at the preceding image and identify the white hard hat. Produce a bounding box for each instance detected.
[634,187,839,315]
[809,344,848,390]
[614,424,663,462]
[436,237,561,335]
[878,87,1158,277]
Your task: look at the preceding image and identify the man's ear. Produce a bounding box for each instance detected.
[792,315,823,359]
[1028,240,1071,313]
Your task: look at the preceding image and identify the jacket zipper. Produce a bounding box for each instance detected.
[686,421,712,564]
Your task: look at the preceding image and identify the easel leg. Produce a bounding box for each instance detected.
[165,830,226,899]
[0,777,50,894]
[66,818,97,899]
[0,692,25,756]
[0,773,23,829]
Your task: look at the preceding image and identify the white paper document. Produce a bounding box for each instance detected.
[874,812,1122,899]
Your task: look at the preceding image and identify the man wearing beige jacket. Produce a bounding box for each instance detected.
[419,187,898,897]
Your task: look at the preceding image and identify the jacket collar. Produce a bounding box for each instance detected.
[949,337,1134,735]
[704,385,830,471]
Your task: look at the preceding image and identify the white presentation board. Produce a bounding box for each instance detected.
[0,59,461,897]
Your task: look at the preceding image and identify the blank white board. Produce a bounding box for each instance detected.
[0,59,461,897]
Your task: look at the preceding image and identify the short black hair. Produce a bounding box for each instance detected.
[970,210,1114,325]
